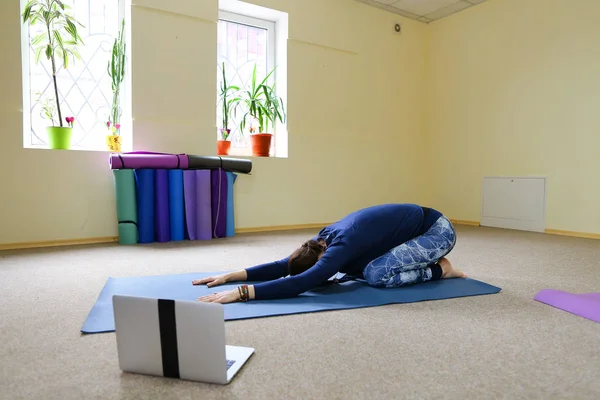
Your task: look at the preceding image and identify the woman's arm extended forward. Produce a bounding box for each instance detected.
[195,245,347,304]
[192,256,290,288]
[244,256,290,281]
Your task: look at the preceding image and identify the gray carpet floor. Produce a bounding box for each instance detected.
[0,225,599,400]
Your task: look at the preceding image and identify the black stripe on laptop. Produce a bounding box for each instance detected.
[158,299,180,379]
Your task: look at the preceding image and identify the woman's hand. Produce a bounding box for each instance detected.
[197,289,241,304]
[192,270,248,288]
[192,273,231,288]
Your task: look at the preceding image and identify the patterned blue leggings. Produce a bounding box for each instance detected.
[363,216,456,288]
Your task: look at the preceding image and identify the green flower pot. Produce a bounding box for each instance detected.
[46,126,73,149]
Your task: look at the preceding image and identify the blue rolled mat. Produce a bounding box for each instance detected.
[183,170,198,240]
[155,169,171,242]
[154,169,171,243]
[112,169,138,244]
[168,169,185,241]
[226,171,237,237]
[134,169,155,244]
[211,169,228,238]
[196,170,212,241]
[81,272,502,334]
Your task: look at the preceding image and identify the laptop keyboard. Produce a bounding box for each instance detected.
[226,359,235,370]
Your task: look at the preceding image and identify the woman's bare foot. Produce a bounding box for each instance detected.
[439,257,466,279]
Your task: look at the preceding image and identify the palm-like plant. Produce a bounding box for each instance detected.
[22,0,85,128]
[218,61,240,141]
[238,64,286,135]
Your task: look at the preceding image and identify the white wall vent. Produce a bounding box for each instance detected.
[481,177,547,233]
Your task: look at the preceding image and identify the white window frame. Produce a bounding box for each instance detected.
[218,11,276,82]
[19,0,132,152]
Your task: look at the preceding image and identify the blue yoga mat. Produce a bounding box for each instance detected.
[81,272,501,334]
[134,169,155,244]
[211,169,228,238]
[226,171,237,237]
[196,170,212,241]
[155,169,170,243]
[182,170,197,240]
[168,169,184,241]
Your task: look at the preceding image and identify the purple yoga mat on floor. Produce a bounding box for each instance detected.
[211,169,228,238]
[534,289,600,323]
[183,171,198,240]
[109,151,189,170]
[196,170,212,241]
[154,169,170,242]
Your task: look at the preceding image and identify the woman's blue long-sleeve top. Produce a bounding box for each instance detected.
[245,204,442,300]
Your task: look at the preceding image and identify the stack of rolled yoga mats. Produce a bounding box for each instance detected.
[110,151,252,245]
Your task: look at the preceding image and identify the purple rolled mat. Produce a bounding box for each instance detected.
[183,170,198,240]
[211,168,228,238]
[154,169,170,242]
[109,151,189,170]
[534,289,600,323]
[196,170,213,241]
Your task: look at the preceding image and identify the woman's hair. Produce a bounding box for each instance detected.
[288,238,326,276]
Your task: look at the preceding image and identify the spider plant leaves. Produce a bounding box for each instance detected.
[235,64,285,133]
[219,62,286,135]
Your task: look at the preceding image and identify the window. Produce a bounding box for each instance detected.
[216,0,288,158]
[20,0,131,151]
[217,11,277,154]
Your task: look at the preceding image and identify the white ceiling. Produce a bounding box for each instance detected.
[354,0,489,23]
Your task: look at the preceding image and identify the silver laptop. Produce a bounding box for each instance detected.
[112,294,254,384]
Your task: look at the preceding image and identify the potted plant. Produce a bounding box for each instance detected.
[106,18,126,152]
[217,62,239,155]
[238,64,286,157]
[22,0,85,150]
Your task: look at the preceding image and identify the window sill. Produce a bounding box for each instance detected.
[23,131,132,153]
[23,145,126,153]
[218,145,287,159]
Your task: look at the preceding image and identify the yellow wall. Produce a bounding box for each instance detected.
[426,0,600,234]
[0,0,428,244]
[4,0,598,246]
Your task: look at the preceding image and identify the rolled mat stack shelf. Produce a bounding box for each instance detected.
[110,152,252,245]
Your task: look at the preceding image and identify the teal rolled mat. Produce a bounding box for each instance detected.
[113,169,138,244]
[226,171,237,237]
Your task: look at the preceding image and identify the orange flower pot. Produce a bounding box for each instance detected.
[251,133,272,157]
[217,140,231,155]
